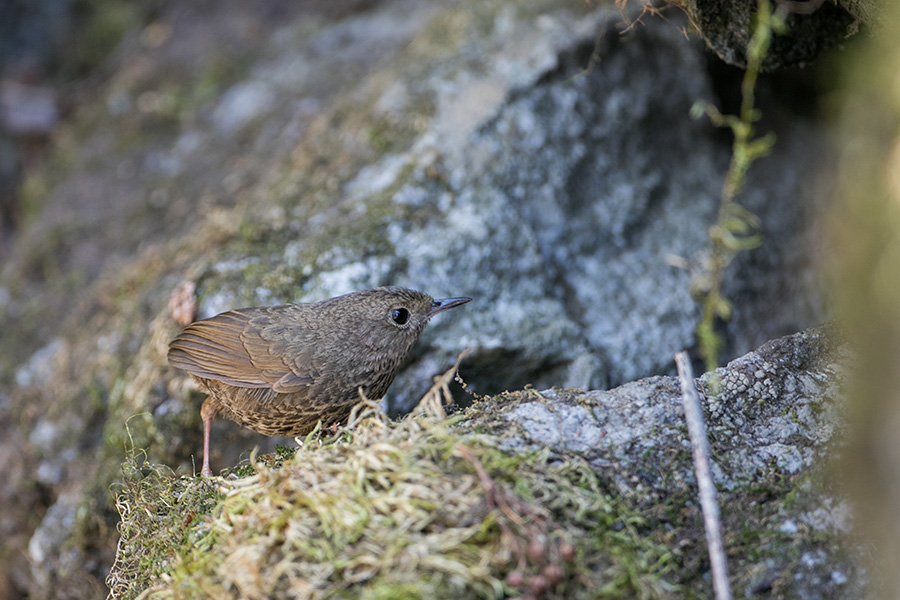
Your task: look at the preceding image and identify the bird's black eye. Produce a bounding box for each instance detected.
[390,307,410,325]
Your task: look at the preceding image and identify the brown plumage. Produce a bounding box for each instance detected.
[168,286,471,476]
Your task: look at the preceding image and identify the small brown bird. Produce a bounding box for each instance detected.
[168,286,471,476]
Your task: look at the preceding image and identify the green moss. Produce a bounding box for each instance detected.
[107,448,227,599]
[108,394,681,599]
[361,582,426,600]
[225,444,299,479]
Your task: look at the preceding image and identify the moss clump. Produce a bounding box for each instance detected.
[107,366,678,599]
[106,450,226,599]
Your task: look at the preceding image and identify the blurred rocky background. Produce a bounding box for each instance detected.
[0,0,885,597]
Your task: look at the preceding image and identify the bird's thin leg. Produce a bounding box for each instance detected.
[200,397,218,477]
[201,416,213,477]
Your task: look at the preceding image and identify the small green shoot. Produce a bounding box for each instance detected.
[689,0,787,378]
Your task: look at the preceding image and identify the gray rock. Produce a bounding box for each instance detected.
[15,337,65,388]
[212,81,276,135]
[28,492,77,565]
[471,324,862,596]
[495,326,844,495]
[262,3,831,412]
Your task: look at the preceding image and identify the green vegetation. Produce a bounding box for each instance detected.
[107,370,682,599]
[106,361,846,599]
[690,0,786,374]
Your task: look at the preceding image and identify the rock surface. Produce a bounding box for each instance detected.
[0,0,843,597]
[492,324,858,598]
[503,325,845,495]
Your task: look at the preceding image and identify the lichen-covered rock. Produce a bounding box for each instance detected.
[501,325,845,492]
[488,324,861,597]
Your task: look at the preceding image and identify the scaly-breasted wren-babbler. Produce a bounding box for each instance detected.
[168,286,471,476]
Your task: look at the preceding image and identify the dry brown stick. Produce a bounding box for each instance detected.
[675,351,732,600]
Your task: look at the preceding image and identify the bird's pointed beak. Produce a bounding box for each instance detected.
[427,296,472,318]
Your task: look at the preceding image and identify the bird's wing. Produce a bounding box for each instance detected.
[168,307,316,393]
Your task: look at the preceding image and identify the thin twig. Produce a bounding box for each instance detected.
[675,352,732,600]
[414,350,469,419]
[454,350,491,402]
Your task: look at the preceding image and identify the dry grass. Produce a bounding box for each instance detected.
[107,360,677,599]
